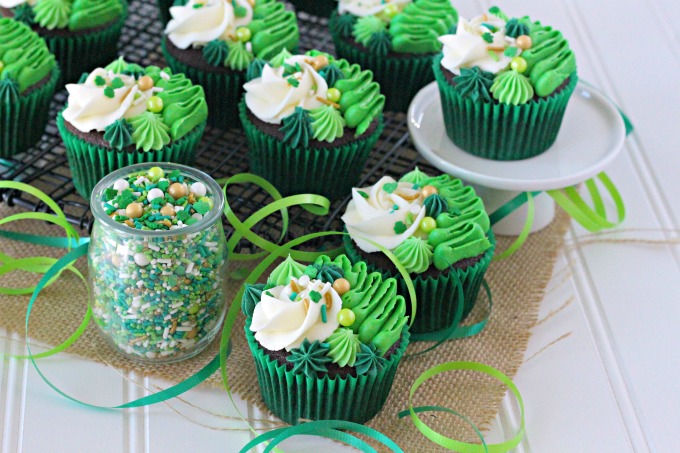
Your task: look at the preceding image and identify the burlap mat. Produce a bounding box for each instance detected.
[0,203,570,451]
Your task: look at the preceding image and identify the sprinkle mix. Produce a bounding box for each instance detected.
[90,166,227,361]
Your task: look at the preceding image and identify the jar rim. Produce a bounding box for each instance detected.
[90,162,225,237]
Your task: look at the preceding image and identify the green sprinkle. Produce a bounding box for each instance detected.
[383,182,398,193]
[186,218,198,226]
[482,32,494,43]
[504,46,518,57]
[321,304,327,323]
[110,77,125,89]
[394,221,407,234]
[488,50,499,62]
[104,188,118,201]
[309,290,322,303]
[193,201,209,215]
[157,180,169,191]
[192,3,203,7]
[94,75,106,86]
[265,291,274,297]
[114,215,129,221]
[104,86,115,98]
[286,76,300,87]
[358,190,369,199]
[482,24,498,33]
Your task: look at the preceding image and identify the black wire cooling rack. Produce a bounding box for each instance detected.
[0,0,438,250]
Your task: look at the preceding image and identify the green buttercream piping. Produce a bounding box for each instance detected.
[429,222,491,270]
[488,6,509,22]
[279,106,313,148]
[103,118,133,150]
[122,63,145,78]
[314,254,368,291]
[105,56,128,74]
[354,343,387,377]
[523,23,576,97]
[309,105,346,143]
[288,339,331,378]
[202,39,229,67]
[267,254,307,287]
[0,18,55,94]
[248,0,298,60]
[268,47,292,68]
[13,4,35,25]
[241,283,264,317]
[393,237,433,275]
[399,166,430,185]
[332,13,356,39]
[155,73,208,140]
[333,61,384,136]
[128,112,171,152]
[490,69,534,105]
[246,58,267,81]
[389,0,458,54]
[34,0,71,30]
[69,0,124,31]
[505,18,529,38]
[353,15,385,47]
[319,64,344,88]
[424,194,449,219]
[225,42,253,71]
[303,263,344,284]
[326,328,361,367]
[453,67,494,102]
[367,31,392,57]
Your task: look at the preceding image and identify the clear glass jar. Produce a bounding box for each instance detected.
[88,163,228,363]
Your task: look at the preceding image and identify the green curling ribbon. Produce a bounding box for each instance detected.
[492,192,536,262]
[400,361,525,452]
[547,172,625,233]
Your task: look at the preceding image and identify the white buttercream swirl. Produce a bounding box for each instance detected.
[244,55,328,124]
[338,0,410,16]
[165,0,253,50]
[62,68,157,133]
[439,15,518,74]
[342,176,426,253]
[250,275,342,351]
[0,0,34,8]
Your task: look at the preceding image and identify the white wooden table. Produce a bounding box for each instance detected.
[2,0,678,451]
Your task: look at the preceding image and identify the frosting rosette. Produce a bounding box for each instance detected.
[62,68,156,132]
[439,15,517,74]
[342,176,425,253]
[244,55,328,124]
[165,0,253,50]
[250,275,342,351]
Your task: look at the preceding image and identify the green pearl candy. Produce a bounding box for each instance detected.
[326,87,342,103]
[337,308,356,327]
[419,216,437,234]
[236,27,252,43]
[510,56,528,73]
[148,166,164,181]
[383,3,399,18]
[147,95,163,113]
[199,196,213,210]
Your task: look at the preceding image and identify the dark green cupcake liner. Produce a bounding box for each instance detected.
[433,54,578,160]
[330,12,436,113]
[41,0,128,84]
[161,37,244,130]
[289,0,336,17]
[239,99,383,200]
[156,0,174,25]
[245,319,410,425]
[57,111,204,198]
[343,229,496,335]
[0,67,60,158]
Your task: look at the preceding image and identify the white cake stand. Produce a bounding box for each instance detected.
[407,81,627,235]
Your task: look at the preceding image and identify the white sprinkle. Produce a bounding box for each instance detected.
[160,71,170,80]
[141,303,151,311]
[191,213,203,220]
[117,209,127,216]
[136,280,144,288]
[161,271,172,276]
[175,206,184,212]
[134,253,149,266]
[171,302,183,309]
[205,242,217,247]
[133,192,141,197]
[163,327,169,339]
[113,179,129,191]
[146,351,156,359]
[298,275,310,286]
[117,245,130,256]
[186,262,194,274]
[119,273,131,279]
[156,258,171,265]
[176,326,192,332]
[147,188,164,202]
[148,244,160,252]
[190,182,207,197]
[164,314,172,321]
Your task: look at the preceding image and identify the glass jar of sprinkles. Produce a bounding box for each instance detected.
[89,163,228,363]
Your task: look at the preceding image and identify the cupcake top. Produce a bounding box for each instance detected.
[100,165,216,231]
[342,168,492,274]
[0,17,55,95]
[243,49,385,142]
[438,6,577,104]
[333,0,458,55]
[62,57,208,151]
[0,0,124,32]
[243,254,408,376]
[164,0,299,71]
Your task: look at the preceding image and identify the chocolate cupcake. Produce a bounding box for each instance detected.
[243,254,410,424]
[329,0,458,112]
[342,168,495,335]
[434,7,578,160]
[0,0,128,84]
[0,17,59,157]
[161,0,299,129]
[240,49,384,200]
[57,57,208,197]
